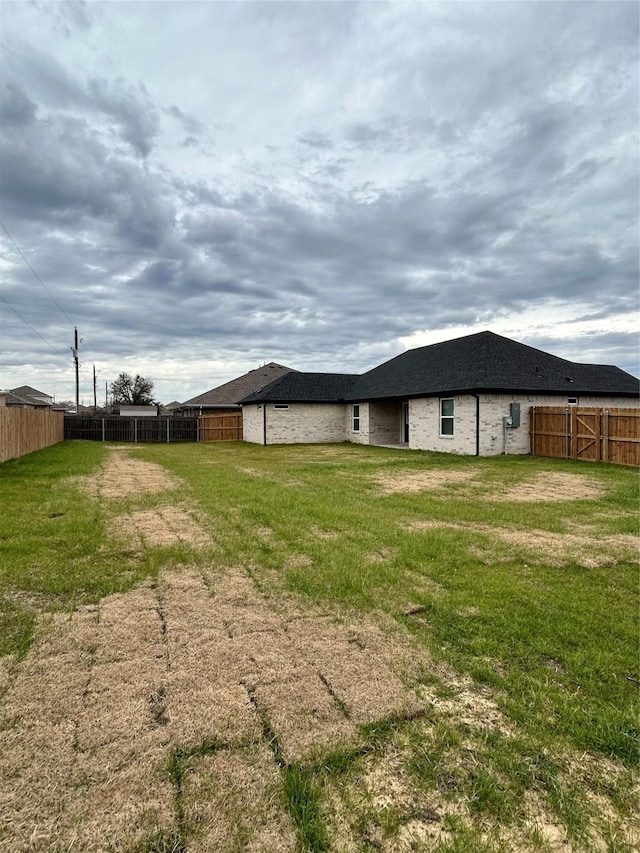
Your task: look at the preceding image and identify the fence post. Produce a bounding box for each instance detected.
[604,410,609,463]
[134,419,138,443]
[102,418,106,442]
[531,407,536,457]
[167,418,170,444]
[565,409,570,458]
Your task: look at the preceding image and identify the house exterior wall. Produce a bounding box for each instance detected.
[243,404,264,444]
[370,401,403,444]
[243,403,346,445]
[119,405,158,417]
[243,393,639,454]
[265,403,346,444]
[410,393,640,456]
[410,396,477,454]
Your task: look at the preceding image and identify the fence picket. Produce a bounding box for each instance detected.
[0,408,65,462]
[530,406,639,466]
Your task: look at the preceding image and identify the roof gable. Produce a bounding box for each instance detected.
[182,363,296,407]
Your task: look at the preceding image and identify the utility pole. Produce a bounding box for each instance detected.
[93,365,97,412]
[71,327,79,413]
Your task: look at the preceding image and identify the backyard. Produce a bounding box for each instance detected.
[0,440,638,852]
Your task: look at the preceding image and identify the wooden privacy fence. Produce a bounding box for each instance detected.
[199,412,243,442]
[0,408,65,463]
[530,407,640,466]
[65,416,198,443]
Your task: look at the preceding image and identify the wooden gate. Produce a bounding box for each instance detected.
[530,407,640,466]
[199,412,243,442]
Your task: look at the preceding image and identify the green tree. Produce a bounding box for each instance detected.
[109,373,158,406]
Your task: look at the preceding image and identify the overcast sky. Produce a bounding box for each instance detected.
[1,0,638,405]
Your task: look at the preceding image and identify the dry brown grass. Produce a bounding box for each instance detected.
[489,471,606,502]
[76,446,180,498]
[0,564,463,850]
[110,505,211,547]
[375,468,479,493]
[375,468,606,503]
[402,518,639,568]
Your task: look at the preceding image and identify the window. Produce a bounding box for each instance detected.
[440,398,454,435]
[352,404,360,432]
[567,397,578,406]
[274,403,289,410]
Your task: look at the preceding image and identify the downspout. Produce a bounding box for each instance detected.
[262,403,267,446]
[472,394,480,456]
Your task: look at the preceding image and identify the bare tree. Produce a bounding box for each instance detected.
[109,373,158,406]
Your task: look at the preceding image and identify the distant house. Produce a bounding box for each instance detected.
[177,362,296,417]
[0,385,54,409]
[240,331,640,456]
[118,405,160,417]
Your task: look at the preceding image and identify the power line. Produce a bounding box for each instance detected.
[0,220,74,325]
[0,293,68,357]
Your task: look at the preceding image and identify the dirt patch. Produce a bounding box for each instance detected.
[375,468,479,494]
[490,471,606,502]
[78,447,181,499]
[111,505,211,547]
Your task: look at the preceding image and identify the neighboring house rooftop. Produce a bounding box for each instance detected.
[241,332,639,403]
[3,385,54,407]
[181,362,296,409]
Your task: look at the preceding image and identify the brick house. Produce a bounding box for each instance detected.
[240,331,640,456]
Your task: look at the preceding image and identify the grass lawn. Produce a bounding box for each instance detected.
[0,440,638,852]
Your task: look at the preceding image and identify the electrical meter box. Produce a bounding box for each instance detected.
[509,402,521,428]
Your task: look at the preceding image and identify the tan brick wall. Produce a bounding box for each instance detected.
[243,404,264,444]
[370,401,403,444]
[410,393,640,456]
[410,396,476,454]
[244,394,639,453]
[264,403,346,444]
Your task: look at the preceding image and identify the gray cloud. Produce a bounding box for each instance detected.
[0,1,637,403]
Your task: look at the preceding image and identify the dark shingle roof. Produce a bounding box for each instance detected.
[241,372,359,403]
[241,332,639,405]
[181,362,296,408]
[351,331,640,400]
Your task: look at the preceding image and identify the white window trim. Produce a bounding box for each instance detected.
[274,403,289,411]
[352,403,360,432]
[440,397,454,437]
